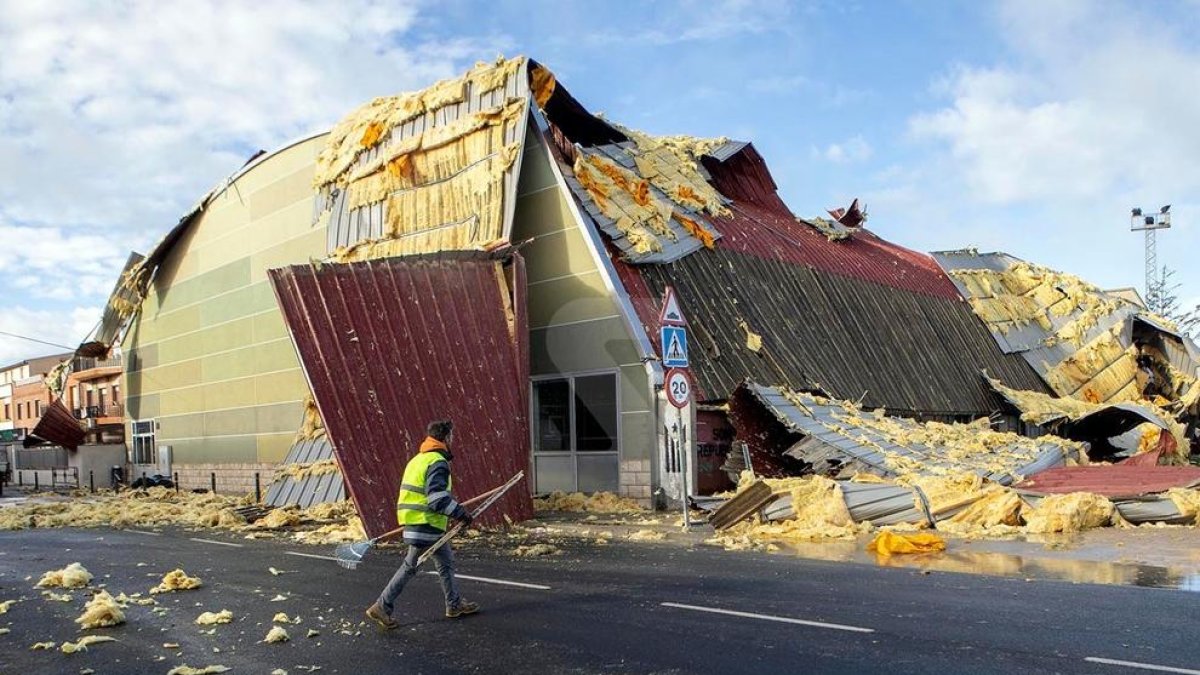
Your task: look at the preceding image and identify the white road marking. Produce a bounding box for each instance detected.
[189,537,243,548]
[125,529,161,536]
[660,602,874,634]
[284,551,340,562]
[1085,657,1200,675]
[424,571,551,590]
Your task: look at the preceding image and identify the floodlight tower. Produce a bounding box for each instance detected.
[1130,205,1172,311]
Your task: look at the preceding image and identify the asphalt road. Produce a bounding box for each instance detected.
[0,526,1197,674]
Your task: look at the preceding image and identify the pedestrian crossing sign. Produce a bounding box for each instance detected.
[661,326,688,368]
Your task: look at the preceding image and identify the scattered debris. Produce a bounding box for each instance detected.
[151,569,202,594]
[35,562,93,589]
[512,544,560,557]
[251,508,302,529]
[306,628,320,638]
[627,530,667,542]
[166,665,231,675]
[30,642,56,650]
[76,590,125,629]
[269,594,288,602]
[272,612,299,624]
[263,626,290,643]
[195,610,233,625]
[60,635,116,654]
[0,599,15,613]
[114,592,156,606]
[533,492,643,513]
[41,591,73,602]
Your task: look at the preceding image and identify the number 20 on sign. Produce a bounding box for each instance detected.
[665,368,691,409]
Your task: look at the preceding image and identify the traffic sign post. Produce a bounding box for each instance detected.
[661,326,688,368]
[658,287,694,530]
[665,368,691,408]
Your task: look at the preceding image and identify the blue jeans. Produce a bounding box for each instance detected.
[377,543,461,615]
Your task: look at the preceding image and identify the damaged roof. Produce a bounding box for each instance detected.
[532,89,1048,414]
[931,250,1200,407]
[314,57,532,259]
[732,382,1082,485]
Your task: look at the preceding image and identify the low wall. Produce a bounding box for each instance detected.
[171,462,278,497]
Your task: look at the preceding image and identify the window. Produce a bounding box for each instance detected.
[532,373,619,493]
[3,403,8,420]
[131,419,156,465]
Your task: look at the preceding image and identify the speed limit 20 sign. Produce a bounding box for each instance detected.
[665,368,691,409]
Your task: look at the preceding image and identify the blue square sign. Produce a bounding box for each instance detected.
[661,326,688,368]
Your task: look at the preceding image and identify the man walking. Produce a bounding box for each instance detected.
[366,420,479,628]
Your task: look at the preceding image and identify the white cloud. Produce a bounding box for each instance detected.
[0,306,99,366]
[0,0,511,356]
[908,1,1200,206]
[821,136,872,164]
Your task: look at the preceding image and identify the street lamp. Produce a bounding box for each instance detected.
[1130,205,1172,312]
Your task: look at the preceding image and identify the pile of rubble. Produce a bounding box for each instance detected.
[707,383,1200,551]
[0,488,365,545]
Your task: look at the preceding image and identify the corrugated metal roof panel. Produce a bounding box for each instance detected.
[1016,465,1200,499]
[268,252,533,538]
[617,237,1049,414]
[739,383,1077,485]
[264,438,347,509]
[27,399,86,450]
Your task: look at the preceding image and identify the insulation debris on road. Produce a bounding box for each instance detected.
[75,590,125,629]
[35,562,93,589]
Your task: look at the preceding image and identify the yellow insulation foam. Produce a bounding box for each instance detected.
[167,666,231,675]
[251,508,303,529]
[780,387,1085,480]
[513,543,561,557]
[273,460,339,484]
[0,599,16,614]
[532,491,643,513]
[1023,493,1115,533]
[151,569,202,594]
[263,626,290,644]
[295,396,326,441]
[314,56,524,188]
[1166,489,1200,521]
[35,562,92,589]
[60,635,116,654]
[572,152,667,254]
[75,590,125,629]
[195,610,233,625]
[0,487,250,532]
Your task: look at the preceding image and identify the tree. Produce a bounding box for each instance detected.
[1150,266,1200,337]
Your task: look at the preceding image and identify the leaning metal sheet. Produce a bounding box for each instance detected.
[269,252,534,538]
[264,437,346,509]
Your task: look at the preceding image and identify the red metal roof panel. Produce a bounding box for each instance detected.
[27,399,86,450]
[1016,465,1200,499]
[269,252,533,538]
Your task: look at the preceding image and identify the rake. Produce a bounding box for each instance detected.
[335,470,524,570]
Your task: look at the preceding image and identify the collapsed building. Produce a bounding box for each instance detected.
[33,56,1198,537]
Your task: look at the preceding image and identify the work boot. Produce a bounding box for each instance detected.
[365,603,398,630]
[445,599,480,618]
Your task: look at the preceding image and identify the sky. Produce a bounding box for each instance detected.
[1,0,1198,365]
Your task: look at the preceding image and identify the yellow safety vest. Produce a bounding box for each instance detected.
[396,451,452,531]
